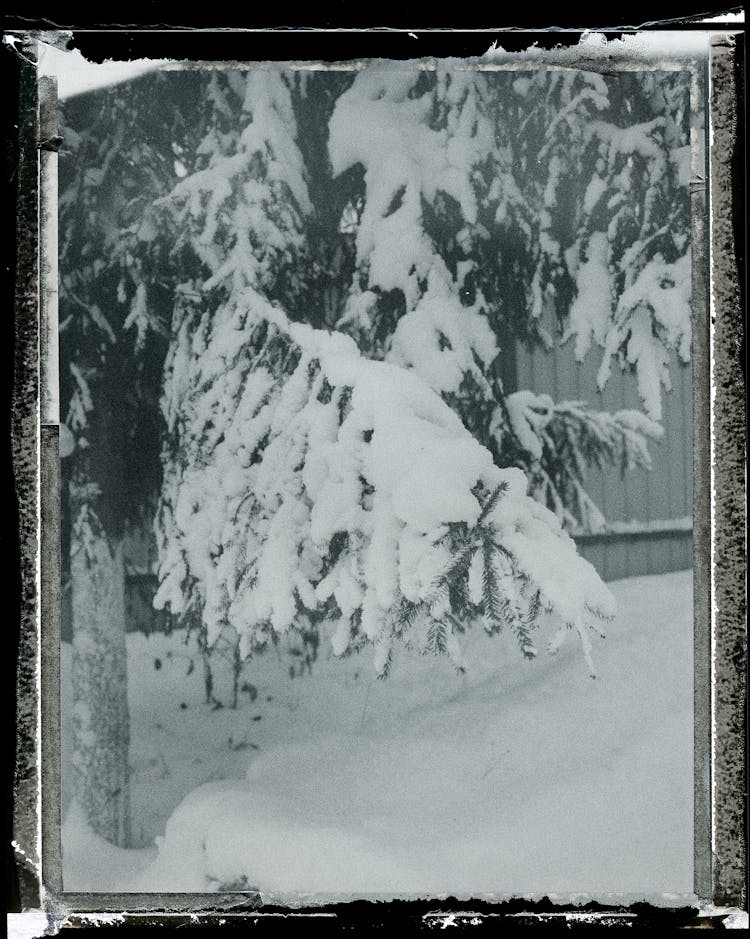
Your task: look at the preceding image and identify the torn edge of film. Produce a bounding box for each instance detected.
[7,30,746,931]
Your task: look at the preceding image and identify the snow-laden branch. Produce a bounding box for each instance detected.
[502,390,664,532]
[154,294,615,677]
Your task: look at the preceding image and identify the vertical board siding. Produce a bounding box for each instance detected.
[577,532,694,581]
[513,323,693,581]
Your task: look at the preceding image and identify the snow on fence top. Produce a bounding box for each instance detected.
[154,294,615,678]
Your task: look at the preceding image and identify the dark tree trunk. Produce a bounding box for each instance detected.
[70,526,131,847]
[68,378,132,847]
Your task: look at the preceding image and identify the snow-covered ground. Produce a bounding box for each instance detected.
[61,569,694,902]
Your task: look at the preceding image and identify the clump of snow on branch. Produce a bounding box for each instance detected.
[154,293,615,677]
[388,263,498,396]
[159,68,310,301]
[66,362,94,435]
[565,231,612,362]
[595,251,692,421]
[329,66,490,307]
[564,105,692,420]
[328,66,499,396]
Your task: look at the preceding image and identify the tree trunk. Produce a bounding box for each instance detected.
[70,523,131,847]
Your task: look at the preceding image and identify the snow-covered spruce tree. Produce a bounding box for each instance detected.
[59,70,204,845]
[143,63,696,684]
[146,64,690,554]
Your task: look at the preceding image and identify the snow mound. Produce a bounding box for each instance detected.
[96,570,693,900]
[129,774,424,895]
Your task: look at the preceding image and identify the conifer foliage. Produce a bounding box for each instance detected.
[326,64,691,516]
[154,295,616,678]
[60,59,693,687]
